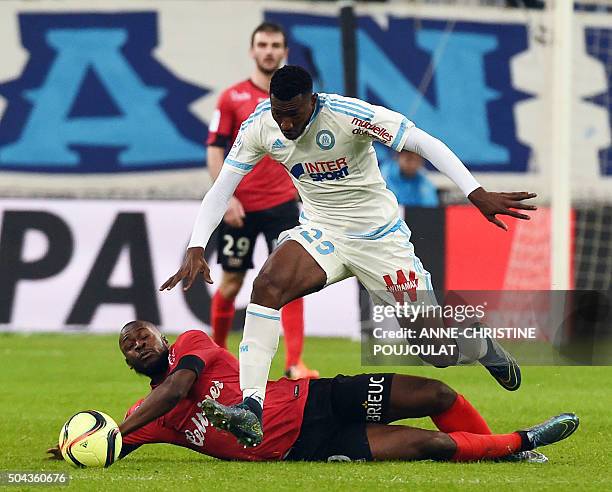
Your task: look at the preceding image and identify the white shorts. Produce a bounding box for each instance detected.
[277,218,437,307]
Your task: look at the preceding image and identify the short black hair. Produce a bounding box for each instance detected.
[250,21,287,47]
[120,320,154,335]
[270,65,313,101]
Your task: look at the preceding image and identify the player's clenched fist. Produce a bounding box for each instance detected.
[160,247,213,291]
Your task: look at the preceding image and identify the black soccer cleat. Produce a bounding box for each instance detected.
[201,398,263,447]
[519,413,580,450]
[479,336,522,391]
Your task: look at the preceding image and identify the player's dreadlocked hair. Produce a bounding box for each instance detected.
[270,65,313,101]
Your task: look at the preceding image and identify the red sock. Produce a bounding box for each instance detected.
[281,298,304,368]
[432,394,492,434]
[211,291,235,349]
[449,431,522,461]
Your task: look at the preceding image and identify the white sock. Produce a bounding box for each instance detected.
[239,303,281,410]
[455,331,488,364]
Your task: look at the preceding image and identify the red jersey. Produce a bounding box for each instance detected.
[122,330,309,461]
[207,79,297,212]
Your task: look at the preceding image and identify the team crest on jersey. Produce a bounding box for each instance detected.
[316,130,335,150]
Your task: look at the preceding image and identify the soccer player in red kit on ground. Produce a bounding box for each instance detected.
[48,321,578,463]
[206,22,317,380]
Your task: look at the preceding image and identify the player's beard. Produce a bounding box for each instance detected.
[132,348,169,378]
[256,58,281,76]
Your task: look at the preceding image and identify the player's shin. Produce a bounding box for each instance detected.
[239,303,281,413]
[431,394,492,434]
[211,290,236,349]
[448,431,522,461]
[281,298,304,368]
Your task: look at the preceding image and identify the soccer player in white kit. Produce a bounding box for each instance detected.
[161,66,537,447]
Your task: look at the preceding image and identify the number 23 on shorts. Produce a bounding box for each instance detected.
[300,228,335,255]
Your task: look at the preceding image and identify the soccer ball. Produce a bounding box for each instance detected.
[58,410,122,468]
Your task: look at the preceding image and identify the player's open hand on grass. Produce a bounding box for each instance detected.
[46,445,62,460]
[160,246,212,291]
[468,187,537,231]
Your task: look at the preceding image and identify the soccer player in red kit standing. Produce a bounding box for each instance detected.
[206,22,317,379]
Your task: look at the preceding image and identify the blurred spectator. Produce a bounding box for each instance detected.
[380,150,439,207]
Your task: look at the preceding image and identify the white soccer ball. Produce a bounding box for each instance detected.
[58,410,122,468]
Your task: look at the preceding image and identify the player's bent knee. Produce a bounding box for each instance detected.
[432,380,457,412]
[251,271,285,310]
[421,378,456,414]
[421,432,456,461]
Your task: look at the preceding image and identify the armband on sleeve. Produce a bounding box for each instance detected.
[170,355,205,379]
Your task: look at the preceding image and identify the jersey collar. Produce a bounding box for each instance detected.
[247,78,269,96]
[295,93,322,141]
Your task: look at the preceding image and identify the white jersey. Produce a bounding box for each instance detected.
[224,93,414,237]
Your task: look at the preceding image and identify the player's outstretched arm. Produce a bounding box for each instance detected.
[118,369,197,437]
[160,165,244,291]
[208,145,245,228]
[403,127,536,230]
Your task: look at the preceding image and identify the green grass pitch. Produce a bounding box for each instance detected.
[1,332,611,491]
